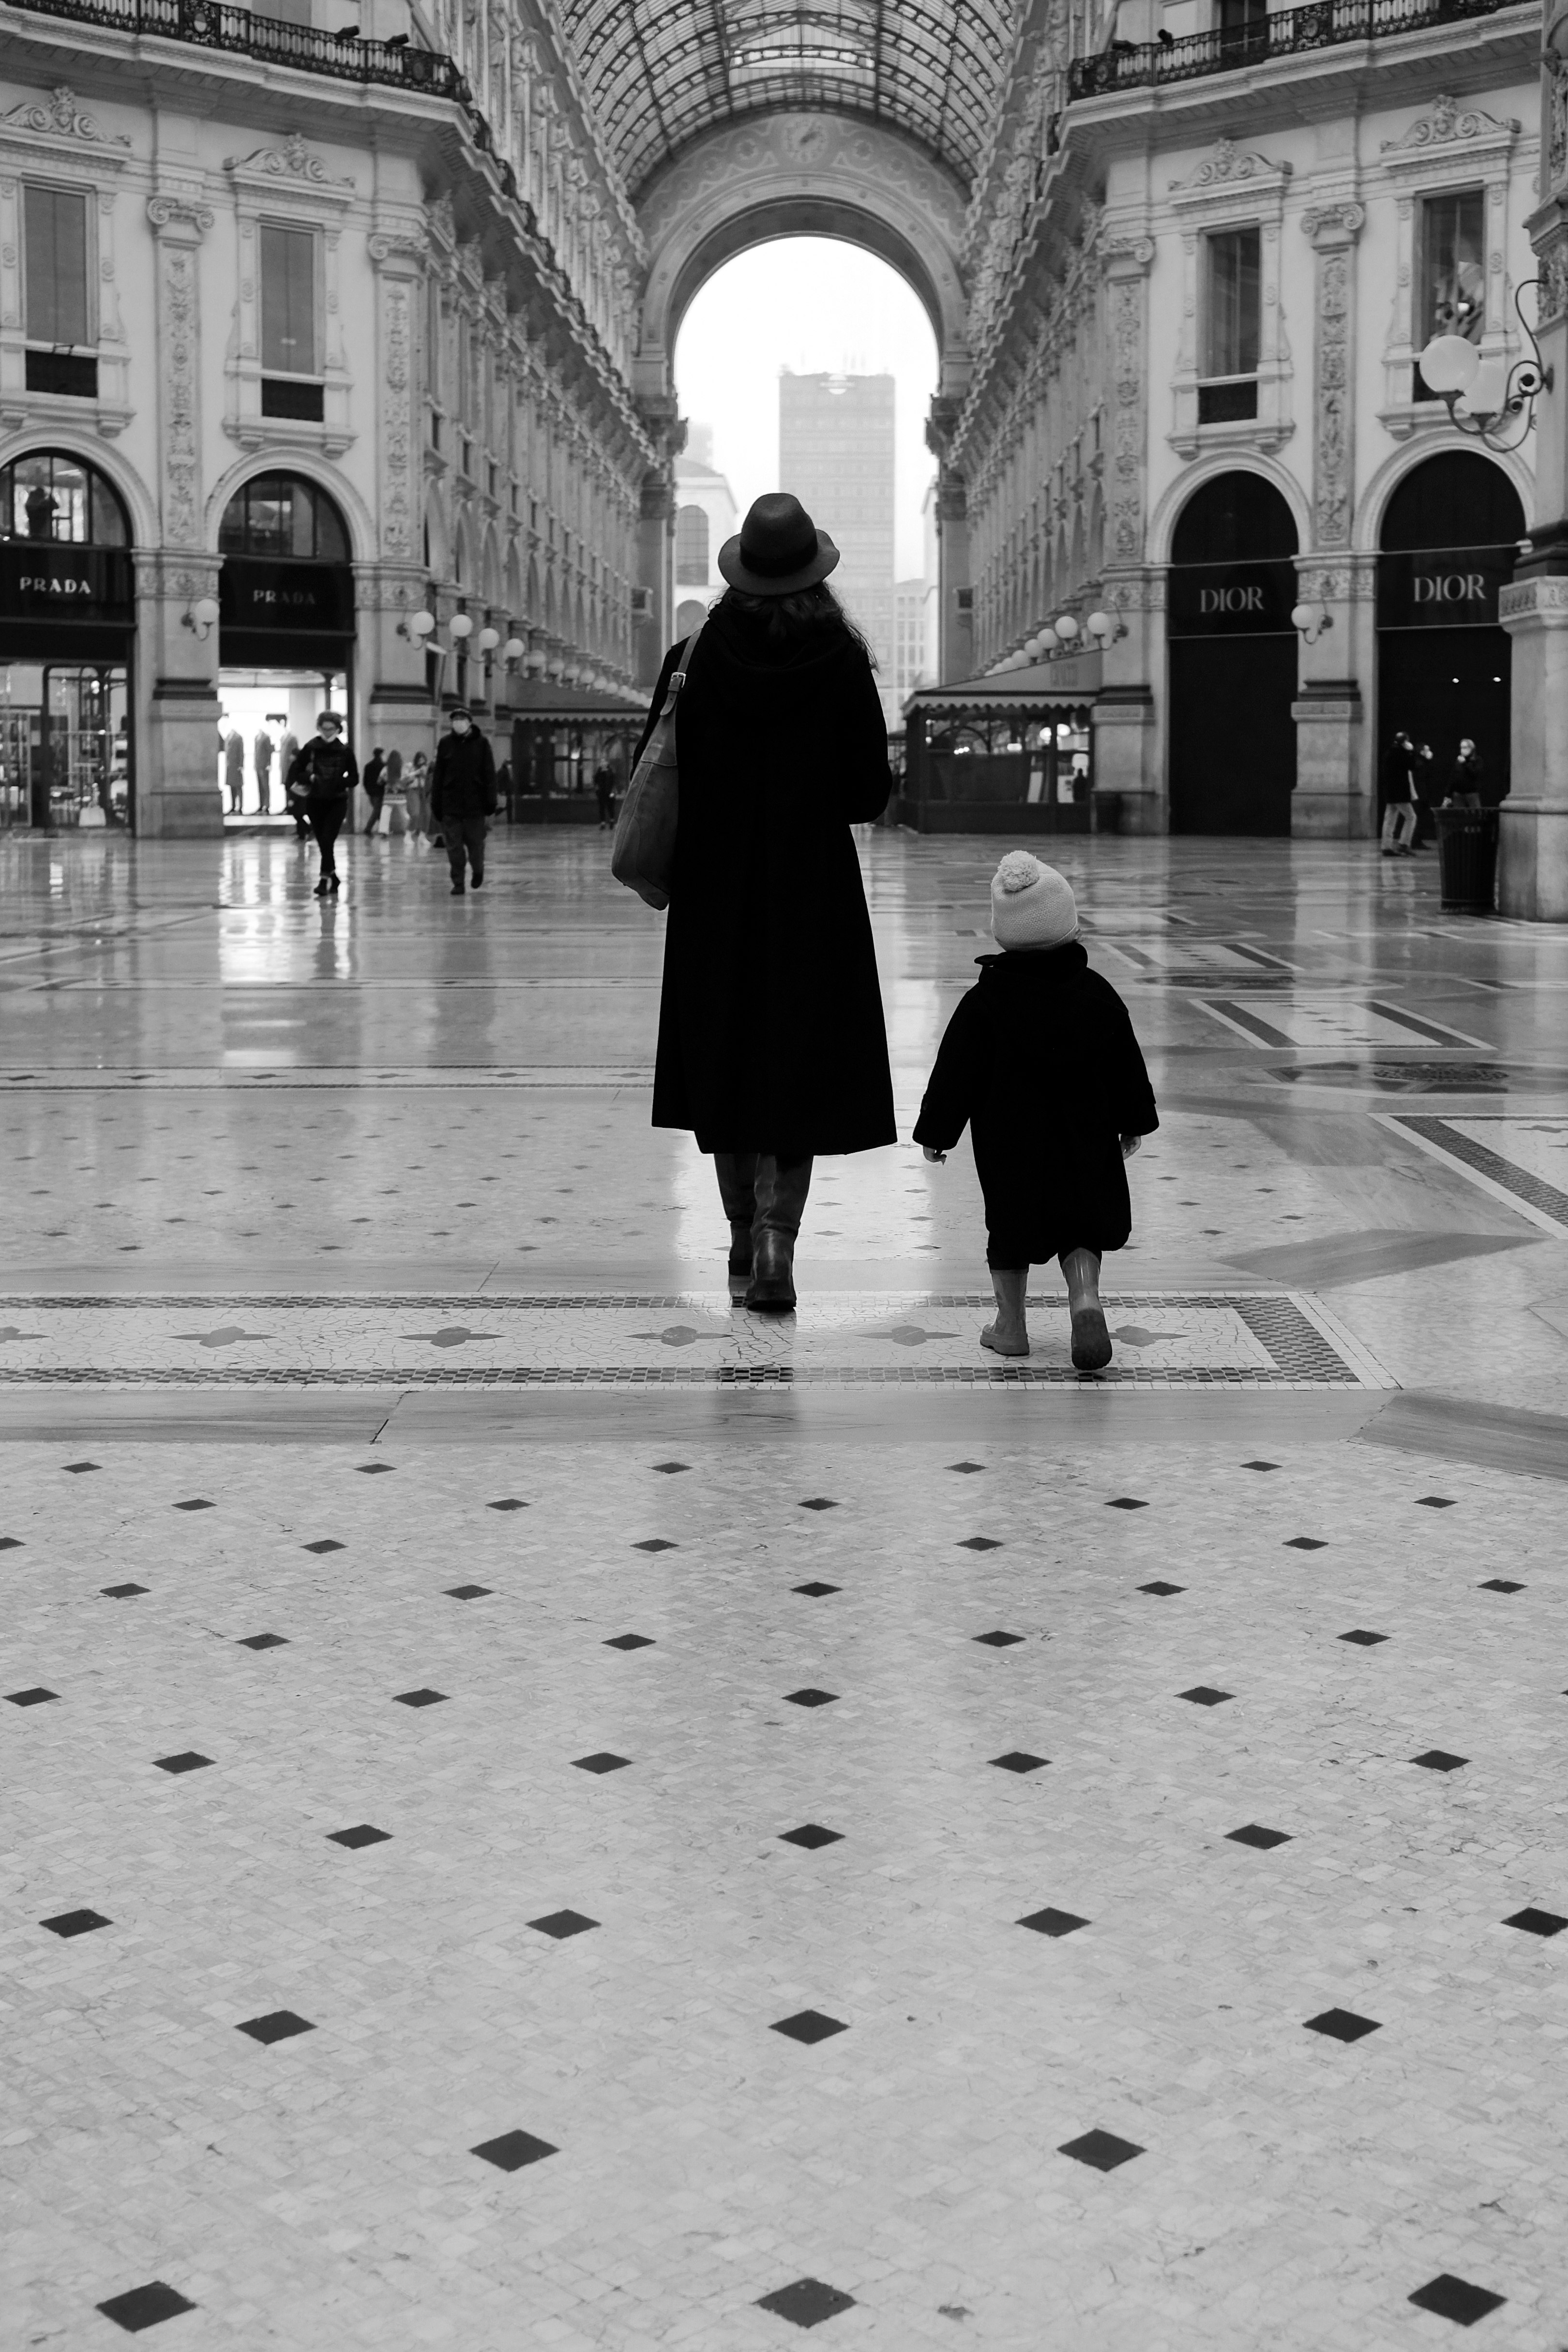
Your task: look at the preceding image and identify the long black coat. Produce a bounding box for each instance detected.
[913,944,1158,1264]
[431,729,498,820]
[637,604,896,1154]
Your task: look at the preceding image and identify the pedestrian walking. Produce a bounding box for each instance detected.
[593,755,618,829]
[223,726,245,815]
[633,491,895,1312]
[254,724,274,817]
[362,746,387,834]
[1381,731,1419,857]
[913,853,1158,1372]
[284,709,358,895]
[405,751,430,840]
[496,757,513,823]
[430,706,497,893]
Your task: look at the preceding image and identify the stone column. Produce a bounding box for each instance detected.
[364,229,436,766]
[139,185,221,838]
[1499,19,1568,917]
[934,468,973,683]
[1097,233,1161,832]
[1293,201,1368,838]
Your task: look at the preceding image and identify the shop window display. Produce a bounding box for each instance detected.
[0,452,132,829]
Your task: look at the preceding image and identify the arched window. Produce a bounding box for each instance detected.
[1379,451,1524,554]
[675,502,710,585]
[0,449,128,548]
[218,472,349,563]
[1171,469,1297,567]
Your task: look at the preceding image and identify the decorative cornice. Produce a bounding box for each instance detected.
[1170,137,1291,196]
[1381,95,1520,156]
[224,135,354,189]
[0,85,129,148]
[146,193,213,238]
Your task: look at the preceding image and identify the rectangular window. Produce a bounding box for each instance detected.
[24,183,90,348]
[1415,187,1484,398]
[259,224,317,376]
[1204,227,1260,381]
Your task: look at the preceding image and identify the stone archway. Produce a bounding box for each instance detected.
[631,111,972,682]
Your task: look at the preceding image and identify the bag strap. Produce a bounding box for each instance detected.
[664,614,706,710]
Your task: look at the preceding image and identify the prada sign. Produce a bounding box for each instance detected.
[0,543,133,623]
[1377,544,1515,630]
[1167,557,1296,637]
[220,558,354,636]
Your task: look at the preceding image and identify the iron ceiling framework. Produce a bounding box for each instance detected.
[558,0,1016,197]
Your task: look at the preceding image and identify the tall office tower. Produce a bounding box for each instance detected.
[778,371,898,731]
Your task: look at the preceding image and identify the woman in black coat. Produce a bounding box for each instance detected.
[633,493,895,1311]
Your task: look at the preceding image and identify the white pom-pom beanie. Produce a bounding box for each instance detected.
[989,852,1080,950]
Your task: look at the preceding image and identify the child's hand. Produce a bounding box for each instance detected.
[922,1146,946,1163]
[1120,1133,1142,1160]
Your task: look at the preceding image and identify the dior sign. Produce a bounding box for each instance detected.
[1168,558,1296,637]
[1377,545,1515,630]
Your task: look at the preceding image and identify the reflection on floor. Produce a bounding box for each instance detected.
[2,829,1566,2349]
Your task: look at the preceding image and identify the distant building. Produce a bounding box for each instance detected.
[779,371,897,730]
[894,580,932,704]
[671,424,738,639]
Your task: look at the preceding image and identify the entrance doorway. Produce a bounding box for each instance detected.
[0,449,135,829]
[1376,452,1523,815]
[1166,471,1298,835]
[217,473,355,816]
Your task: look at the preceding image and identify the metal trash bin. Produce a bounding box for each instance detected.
[1434,805,1499,914]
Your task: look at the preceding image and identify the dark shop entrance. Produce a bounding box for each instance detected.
[1167,470,1298,836]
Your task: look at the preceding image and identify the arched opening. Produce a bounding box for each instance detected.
[216,471,355,820]
[673,235,938,728]
[0,447,134,830]
[675,503,711,587]
[1376,452,1524,816]
[1167,470,1299,836]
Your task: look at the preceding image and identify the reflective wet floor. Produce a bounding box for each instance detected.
[3,827,1566,2348]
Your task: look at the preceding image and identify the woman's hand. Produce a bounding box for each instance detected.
[922,1145,946,1163]
[1120,1133,1142,1160]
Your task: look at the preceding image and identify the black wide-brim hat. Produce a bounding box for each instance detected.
[717,492,840,596]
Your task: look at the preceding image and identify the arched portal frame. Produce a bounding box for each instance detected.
[632,111,971,685]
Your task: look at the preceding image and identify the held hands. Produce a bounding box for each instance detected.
[922,1146,946,1163]
[1121,1133,1142,1160]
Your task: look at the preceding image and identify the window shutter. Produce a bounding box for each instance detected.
[260,225,318,375]
[24,185,90,347]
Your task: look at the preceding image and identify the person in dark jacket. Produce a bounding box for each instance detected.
[362,746,387,834]
[913,853,1158,1372]
[633,492,895,1312]
[1447,738,1489,809]
[283,710,358,896]
[430,706,497,893]
[1381,731,1419,857]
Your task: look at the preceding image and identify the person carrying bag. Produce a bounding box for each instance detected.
[611,615,705,910]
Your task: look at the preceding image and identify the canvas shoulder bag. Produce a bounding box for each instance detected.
[610,617,705,912]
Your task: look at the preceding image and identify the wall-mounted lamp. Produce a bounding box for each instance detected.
[1038,625,1060,654]
[503,636,525,663]
[448,612,473,642]
[1418,282,1551,452]
[1053,613,1081,643]
[1290,602,1333,645]
[1086,610,1127,645]
[397,608,437,642]
[524,641,546,675]
[182,596,220,641]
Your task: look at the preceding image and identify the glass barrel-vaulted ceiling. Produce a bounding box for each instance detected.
[558,0,1017,200]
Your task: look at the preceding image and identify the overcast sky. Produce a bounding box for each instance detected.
[674,237,940,580]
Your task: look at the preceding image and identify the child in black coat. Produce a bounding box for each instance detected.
[913,853,1158,1370]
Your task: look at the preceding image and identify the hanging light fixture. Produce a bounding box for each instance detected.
[476,626,500,655]
[449,613,473,641]
[1417,282,1552,452]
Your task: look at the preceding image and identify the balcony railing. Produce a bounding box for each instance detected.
[1068,0,1521,99]
[2,0,469,99]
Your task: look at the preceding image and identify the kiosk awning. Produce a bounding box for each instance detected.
[502,680,648,721]
[905,652,1102,723]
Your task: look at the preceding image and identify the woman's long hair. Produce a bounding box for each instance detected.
[718,580,876,662]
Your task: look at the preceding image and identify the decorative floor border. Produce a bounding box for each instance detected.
[1381,1116,1568,1238]
[0,1291,1391,1389]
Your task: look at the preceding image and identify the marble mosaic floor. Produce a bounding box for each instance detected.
[2,827,1566,2349]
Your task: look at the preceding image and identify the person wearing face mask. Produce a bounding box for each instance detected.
[283,709,358,896]
[429,704,498,894]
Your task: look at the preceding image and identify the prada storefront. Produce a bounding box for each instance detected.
[0,450,135,830]
[216,473,355,817]
[1376,452,1525,809]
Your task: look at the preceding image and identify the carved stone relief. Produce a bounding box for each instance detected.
[0,86,129,146]
[147,194,212,549]
[1103,241,1154,567]
[1302,204,1364,550]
